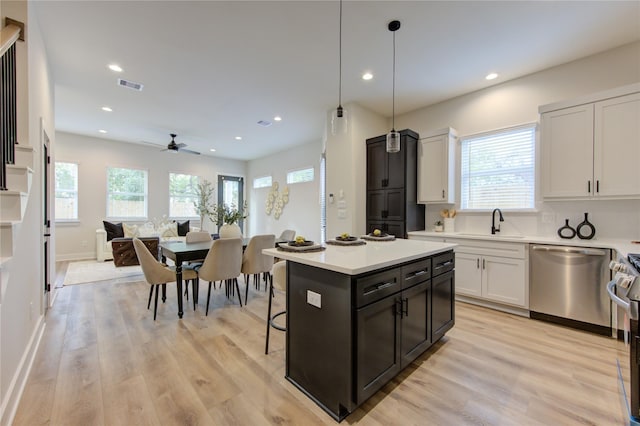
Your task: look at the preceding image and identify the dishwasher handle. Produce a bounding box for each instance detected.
[531,245,607,256]
[607,280,638,320]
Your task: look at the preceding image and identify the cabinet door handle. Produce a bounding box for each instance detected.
[406,269,428,280]
[395,298,403,317]
[596,180,600,193]
[403,298,409,317]
[476,258,480,269]
[587,180,591,193]
[363,280,396,296]
[482,259,486,270]
[442,189,445,199]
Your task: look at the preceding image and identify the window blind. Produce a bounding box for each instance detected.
[461,124,536,210]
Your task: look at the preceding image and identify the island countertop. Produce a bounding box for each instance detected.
[263,238,457,275]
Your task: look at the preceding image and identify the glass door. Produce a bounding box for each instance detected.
[217,175,244,233]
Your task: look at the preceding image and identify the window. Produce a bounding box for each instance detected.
[253,175,272,189]
[107,167,148,218]
[287,167,314,184]
[55,162,78,220]
[169,173,199,218]
[461,124,536,210]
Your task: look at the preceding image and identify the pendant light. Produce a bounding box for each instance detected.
[386,20,401,153]
[331,0,348,135]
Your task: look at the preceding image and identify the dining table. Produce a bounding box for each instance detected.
[160,237,285,318]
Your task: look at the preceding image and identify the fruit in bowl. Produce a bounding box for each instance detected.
[340,232,350,239]
[295,236,305,244]
[336,232,357,242]
[372,229,382,236]
[288,235,314,247]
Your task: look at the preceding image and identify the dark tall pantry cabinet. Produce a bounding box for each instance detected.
[366,129,424,237]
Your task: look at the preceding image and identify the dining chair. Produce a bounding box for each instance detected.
[279,229,295,241]
[183,231,213,299]
[133,238,199,319]
[265,260,287,354]
[241,234,276,304]
[196,237,243,315]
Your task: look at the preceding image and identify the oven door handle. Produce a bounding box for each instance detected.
[607,280,638,320]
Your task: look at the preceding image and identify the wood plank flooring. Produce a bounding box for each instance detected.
[13,262,629,425]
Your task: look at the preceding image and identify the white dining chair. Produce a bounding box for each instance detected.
[241,234,276,304]
[196,238,243,315]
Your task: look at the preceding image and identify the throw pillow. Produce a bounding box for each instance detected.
[176,220,190,236]
[103,221,124,241]
[138,222,159,238]
[160,222,178,238]
[123,223,140,238]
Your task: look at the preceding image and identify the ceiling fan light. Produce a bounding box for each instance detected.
[386,130,400,153]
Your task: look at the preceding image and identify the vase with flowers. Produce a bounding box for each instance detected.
[213,201,248,238]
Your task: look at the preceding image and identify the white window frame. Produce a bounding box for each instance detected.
[460,123,537,211]
[286,166,315,184]
[253,175,273,189]
[106,166,148,219]
[169,172,199,219]
[54,161,79,221]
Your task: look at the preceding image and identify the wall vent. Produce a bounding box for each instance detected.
[257,120,272,127]
[117,78,144,91]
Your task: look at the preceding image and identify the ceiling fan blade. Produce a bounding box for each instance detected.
[179,148,201,155]
[176,142,187,148]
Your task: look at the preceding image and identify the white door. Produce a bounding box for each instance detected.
[454,252,482,297]
[418,136,446,203]
[541,104,594,198]
[594,92,640,198]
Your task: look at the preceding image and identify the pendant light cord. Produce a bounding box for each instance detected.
[392,28,396,130]
[338,0,343,109]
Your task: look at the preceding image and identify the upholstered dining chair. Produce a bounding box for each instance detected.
[183,231,213,298]
[241,234,276,304]
[265,260,287,354]
[196,237,243,315]
[278,229,295,242]
[133,238,199,320]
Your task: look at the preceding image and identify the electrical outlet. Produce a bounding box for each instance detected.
[307,290,321,308]
[542,213,555,224]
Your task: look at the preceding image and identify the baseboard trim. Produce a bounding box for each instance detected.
[0,315,46,426]
[455,295,530,317]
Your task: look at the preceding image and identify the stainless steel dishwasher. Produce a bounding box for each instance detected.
[530,244,611,335]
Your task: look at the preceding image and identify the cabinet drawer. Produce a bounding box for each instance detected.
[432,251,455,277]
[401,258,431,289]
[355,269,402,308]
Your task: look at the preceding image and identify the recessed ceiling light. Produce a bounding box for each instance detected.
[210,148,216,152]
[362,72,373,80]
[101,106,112,112]
[274,116,282,122]
[486,72,498,80]
[108,64,123,72]
[98,129,107,134]
[235,136,242,140]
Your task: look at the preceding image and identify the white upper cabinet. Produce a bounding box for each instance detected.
[540,85,640,200]
[418,128,457,204]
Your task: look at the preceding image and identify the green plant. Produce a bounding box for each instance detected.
[193,180,216,226]
[435,220,443,226]
[212,201,248,226]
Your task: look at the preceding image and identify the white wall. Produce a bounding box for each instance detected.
[54,132,246,260]
[1,1,55,423]
[396,41,640,240]
[325,103,387,238]
[247,141,322,242]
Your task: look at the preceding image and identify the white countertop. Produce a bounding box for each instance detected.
[407,230,640,258]
[263,239,456,275]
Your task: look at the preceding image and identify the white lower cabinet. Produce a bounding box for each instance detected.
[409,235,529,312]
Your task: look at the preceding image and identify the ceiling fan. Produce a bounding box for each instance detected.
[161,133,200,155]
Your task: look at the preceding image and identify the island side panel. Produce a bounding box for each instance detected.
[286,262,354,420]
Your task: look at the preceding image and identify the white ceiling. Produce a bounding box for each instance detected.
[33,1,640,161]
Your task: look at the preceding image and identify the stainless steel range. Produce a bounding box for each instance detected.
[607,253,640,425]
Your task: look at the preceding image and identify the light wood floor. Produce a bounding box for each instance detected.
[13,262,629,425]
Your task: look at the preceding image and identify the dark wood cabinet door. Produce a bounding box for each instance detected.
[385,189,405,221]
[386,146,405,189]
[356,295,401,404]
[367,141,387,190]
[400,279,431,368]
[384,222,405,238]
[432,271,455,342]
[367,190,386,220]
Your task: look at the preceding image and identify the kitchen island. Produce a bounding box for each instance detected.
[263,238,457,421]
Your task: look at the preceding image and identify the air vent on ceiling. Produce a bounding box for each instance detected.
[117,78,144,91]
[257,120,272,127]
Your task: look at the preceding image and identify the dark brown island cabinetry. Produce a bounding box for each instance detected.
[366,129,424,237]
[285,250,455,421]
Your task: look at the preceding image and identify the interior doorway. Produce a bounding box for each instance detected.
[217,175,245,234]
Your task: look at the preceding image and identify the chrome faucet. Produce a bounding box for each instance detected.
[491,208,504,234]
